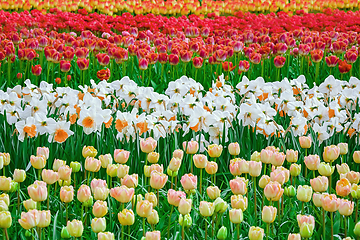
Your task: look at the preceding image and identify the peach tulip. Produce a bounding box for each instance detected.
[178,198,192,215]
[58,165,72,181]
[121,174,138,188]
[140,137,157,153]
[150,171,168,189]
[114,149,130,164]
[207,186,221,200]
[231,195,248,211]
[205,161,218,175]
[92,200,108,218]
[182,141,199,154]
[99,154,113,168]
[77,185,91,203]
[180,173,197,191]
[110,186,134,203]
[230,177,248,195]
[229,208,244,224]
[30,155,46,169]
[28,180,47,202]
[136,200,153,218]
[199,201,215,217]
[299,136,312,149]
[336,178,351,197]
[323,145,340,163]
[321,194,340,212]
[264,181,284,201]
[193,154,208,169]
[60,186,74,203]
[248,226,264,240]
[167,189,186,207]
[18,209,39,230]
[207,144,223,158]
[117,164,130,179]
[118,209,135,225]
[262,206,277,223]
[249,161,262,177]
[85,157,101,172]
[91,218,106,233]
[172,149,184,160]
[228,142,240,156]
[310,176,328,192]
[82,146,97,158]
[304,155,320,171]
[67,219,83,237]
[296,185,313,202]
[42,169,59,185]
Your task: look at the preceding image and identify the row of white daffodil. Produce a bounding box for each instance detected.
[0,74,359,146]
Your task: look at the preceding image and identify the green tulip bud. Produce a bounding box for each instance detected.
[25,230,32,237]
[179,214,192,227]
[61,226,71,238]
[214,197,228,214]
[299,223,314,238]
[70,162,81,172]
[83,196,93,207]
[167,168,178,177]
[354,222,360,236]
[9,181,18,193]
[217,226,228,240]
[284,186,296,197]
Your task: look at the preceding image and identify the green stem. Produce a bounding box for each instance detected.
[38,169,41,181]
[143,217,146,236]
[199,168,202,195]
[266,223,270,240]
[236,224,240,240]
[167,205,174,239]
[323,208,325,240]
[121,224,124,240]
[344,216,347,237]
[253,176,257,218]
[87,171,90,186]
[182,222,185,240]
[204,217,207,239]
[7,59,11,86]
[81,204,84,223]
[301,201,304,215]
[66,202,68,222]
[190,154,193,173]
[330,211,334,240]
[356,199,359,223]
[47,185,50,210]
[315,62,320,86]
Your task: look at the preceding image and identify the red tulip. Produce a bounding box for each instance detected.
[77,58,89,70]
[31,65,42,76]
[192,57,203,68]
[60,60,71,72]
[238,60,250,73]
[274,56,286,68]
[338,60,352,74]
[97,53,110,66]
[139,58,149,70]
[169,54,179,65]
[325,56,339,67]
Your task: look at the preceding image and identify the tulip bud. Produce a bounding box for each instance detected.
[228,142,240,156]
[262,206,277,223]
[286,149,298,163]
[30,155,46,169]
[114,149,130,164]
[199,201,215,217]
[299,136,312,149]
[83,196,93,207]
[53,159,66,171]
[147,152,160,164]
[231,195,248,211]
[288,233,301,240]
[251,151,261,162]
[61,226,71,239]
[23,199,37,211]
[145,192,157,207]
[214,197,228,214]
[217,226,228,240]
[205,161,218,175]
[248,226,264,240]
[259,175,271,188]
[178,198,192,215]
[318,162,335,176]
[172,149,184,160]
[99,154,113,168]
[207,186,221,200]
[117,164,130,179]
[70,162,81,172]
[284,186,296,197]
[182,141,198,154]
[92,200,108,218]
[0,211,11,228]
[354,222,360,236]
[82,146,97,158]
[323,145,340,163]
[207,144,223,158]
[297,215,315,238]
[67,219,83,237]
[297,185,313,202]
[118,209,135,226]
[193,154,208,169]
[338,143,348,155]
[179,214,192,227]
[353,151,360,164]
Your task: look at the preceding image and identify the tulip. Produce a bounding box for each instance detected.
[0,194,9,207]
[167,189,186,207]
[228,142,240,156]
[326,55,339,67]
[13,169,26,182]
[193,154,208,169]
[205,161,218,175]
[82,146,97,158]
[284,186,296,197]
[147,152,159,164]
[97,53,110,66]
[172,149,184,160]
[118,209,135,225]
[338,199,354,216]
[180,173,197,191]
[92,200,108,218]
[287,233,301,240]
[353,151,360,163]
[60,60,71,72]
[230,177,248,195]
[323,145,340,163]
[99,154,113,168]
[238,60,250,73]
[36,147,49,160]
[98,232,115,240]
[140,137,157,153]
[91,218,106,233]
[114,149,130,164]
[249,226,264,240]
[207,144,223,158]
[31,65,42,76]
[42,169,59,185]
[299,136,312,149]
[28,181,47,202]
[318,162,335,176]
[58,165,72,181]
[297,214,315,238]
[274,56,286,68]
[121,174,138,188]
[93,187,110,201]
[199,201,215,217]
[336,163,350,175]
[338,143,348,155]
[351,184,360,199]
[270,152,285,166]
[231,195,248,211]
[214,197,228,214]
[178,198,192,215]
[182,141,198,154]
[147,209,159,225]
[264,181,284,201]
[229,158,242,176]
[336,178,351,197]
[117,164,130,179]
[38,210,51,228]
[106,164,118,178]
[290,164,301,177]
[150,171,168,190]
[77,185,91,203]
[23,199,37,211]
[229,208,244,224]
[260,149,272,164]
[60,186,74,203]
[207,186,221,200]
[30,155,46,169]
[217,226,228,240]
[18,210,39,230]
[0,211,11,229]
[310,176,328,192]
[136,200,153,218]
[251,151,261,162]
[168,157,181,176]
[259,175,271,188]
[145,231,160,240]
[77,58,89,70]
[321,194,340,212]
[67,220,83,237]
[110,186,134,203]
[85,157,101,172]
[286,149,298,163]
[145,192,157,207]
[53,159,66,171]
[296,185,312,202]
[304,155,320,171]
[262,206,277,223]
[312,193,323,207]
[249,161,262,177]
[179,213,192,227]
[354,222,360,236]
[346,171,360,184]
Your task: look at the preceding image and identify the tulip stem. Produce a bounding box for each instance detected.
[81,204,84,223]
[204,217,207,239]
[157,189,159,205]
[236,224,240,240]
[344,216,347,237]
[87,171,90,186]
[330,211,334,240]
[171,176,174,189]
[322,208,325,240]
[356,199,359,223]
[181,223,185,240]
[253,176,257,218]
[121,225,124,240]
[17,184,20,213]
[143,217,146,236]
[66,203,68,222]
[266,223,270,240]
[199,168,202,195]
[190,154,193,173]
[47,185,50,210]
[38,169,41,181]
[128,226,130,240]
[301,201,304,215]
[167,205,174,239]
[7,59,10,87]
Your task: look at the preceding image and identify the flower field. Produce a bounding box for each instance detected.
[1,3,360,240]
